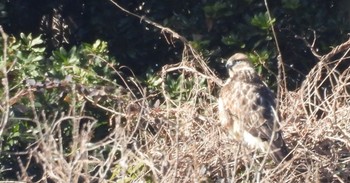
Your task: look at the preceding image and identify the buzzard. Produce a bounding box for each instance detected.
[218,53,291,163]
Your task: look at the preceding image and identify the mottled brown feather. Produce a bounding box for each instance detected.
[218,53,292,163]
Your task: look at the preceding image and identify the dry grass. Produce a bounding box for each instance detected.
[2,6,350,181]
[10,39,350,183]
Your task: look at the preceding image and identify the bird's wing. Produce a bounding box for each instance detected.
[244,82,290,162]
[220,79,278,133]
[220,79,285,145]
[247,83,279,139]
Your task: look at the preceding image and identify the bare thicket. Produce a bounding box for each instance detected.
[2,2,350,182]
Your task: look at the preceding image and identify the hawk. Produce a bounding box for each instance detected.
[218,53,291,163]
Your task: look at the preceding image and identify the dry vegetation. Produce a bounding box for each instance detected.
[8,38,350,182]
[2,4,350,182]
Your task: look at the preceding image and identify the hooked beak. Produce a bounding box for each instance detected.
[225,60,235,69]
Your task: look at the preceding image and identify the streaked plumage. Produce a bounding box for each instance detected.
[218,53,291,163]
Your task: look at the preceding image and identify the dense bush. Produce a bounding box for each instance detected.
[1,0,350,182]
[0,33,122,180]
[1,0,349,87]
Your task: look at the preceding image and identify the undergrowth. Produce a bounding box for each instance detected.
[1,20,350,183]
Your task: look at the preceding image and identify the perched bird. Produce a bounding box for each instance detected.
[218,53,291,163]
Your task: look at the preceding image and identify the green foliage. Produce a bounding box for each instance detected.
[203,2,233,19]
[144,68,162,91]
[249,51,271,74]
[2,0,349,89]
[50,39,118,83]
[0,33,120,180]
[190,39,211,51]
[221,34,242,47]
[7,33,45,80]
[250,12,275,30]
[165,73,206,102]
[4,33,117,86]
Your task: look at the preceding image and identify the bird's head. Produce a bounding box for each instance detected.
[225,53,254,78]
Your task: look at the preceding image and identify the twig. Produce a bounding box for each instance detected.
[108,0,188,44]
[320,38,350,62]
[264,0,287,108]
[108,0,222,87]
[294,30,322,59]
[0,26,9,143]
